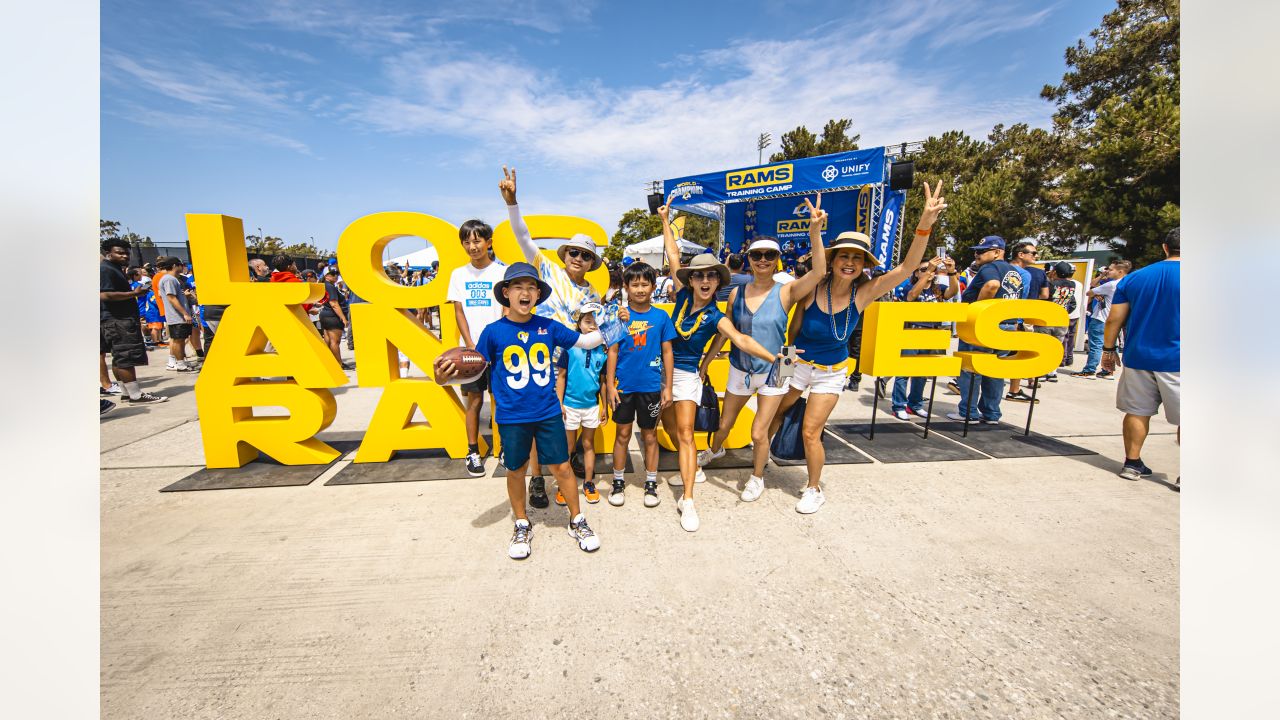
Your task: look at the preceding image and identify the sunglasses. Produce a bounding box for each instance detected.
[688,270,718,281]
[748,250,779,262]
[564,248,593,261]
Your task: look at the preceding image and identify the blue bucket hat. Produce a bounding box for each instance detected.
[973,235,1006,252]
[494,262,553,307]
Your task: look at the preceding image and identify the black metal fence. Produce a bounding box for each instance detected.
[126,245,334,275]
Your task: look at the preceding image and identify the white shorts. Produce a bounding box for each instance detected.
[672,368,703,404]
[726,364,790,397]
[1116,368,1180,425]
[788,362,849,395]
[563,404,601,431]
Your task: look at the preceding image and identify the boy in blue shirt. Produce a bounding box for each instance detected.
[605,262,677,508]
[437,263,608,560]
[555,303,609,506]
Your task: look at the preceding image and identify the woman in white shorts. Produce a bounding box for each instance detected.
[696,195,831,503]
[772,181,949,514]
[655,201,779,531]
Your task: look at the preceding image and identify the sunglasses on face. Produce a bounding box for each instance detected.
[688,270,718,281]
[564,249,593,260]
[748,251,779,262]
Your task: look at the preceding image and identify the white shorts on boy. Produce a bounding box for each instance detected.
[563,404,602,431]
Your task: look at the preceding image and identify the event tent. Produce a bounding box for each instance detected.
[384,245,439,269]
[623,235,706,269]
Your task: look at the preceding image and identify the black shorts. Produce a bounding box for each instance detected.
[460,366,490,395]
[167,322,193,340]
[613,391,662,429]
[319,313,346,331]
[101,316,148,369]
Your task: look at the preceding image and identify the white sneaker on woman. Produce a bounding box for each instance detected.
[741,475,765,502]
[677,498,699,532]
[796,486,826,514]
[697,447,725,466]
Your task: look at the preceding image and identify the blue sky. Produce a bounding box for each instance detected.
[102,0,1114,256]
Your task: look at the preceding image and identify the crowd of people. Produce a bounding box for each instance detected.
[100,166,1181,560]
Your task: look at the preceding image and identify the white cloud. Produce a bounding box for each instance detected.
[339,4,1059,228]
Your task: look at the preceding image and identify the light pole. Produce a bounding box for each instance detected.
[757,132,772,165]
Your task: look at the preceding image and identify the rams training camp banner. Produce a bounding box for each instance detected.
[663,148,886,206]
[873,189,906,270]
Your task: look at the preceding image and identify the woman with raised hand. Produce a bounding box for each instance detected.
[656,199,780,532]
[774,181,948,514]
[697,193,829,503]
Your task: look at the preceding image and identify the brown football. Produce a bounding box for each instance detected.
[434,347,488,385]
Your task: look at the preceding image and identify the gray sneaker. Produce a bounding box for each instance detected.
[508,520,533,560]
[124,392,168,404]
[567,514,600,552]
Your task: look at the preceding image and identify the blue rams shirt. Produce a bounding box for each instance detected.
[670,288,725,374]
[475,315,580,424]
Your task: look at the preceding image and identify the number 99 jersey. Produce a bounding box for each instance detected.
[474,315,581,424]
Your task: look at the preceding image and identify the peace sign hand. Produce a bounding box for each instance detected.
[804,193,827,235]
[499,166,518,205]
[920,180,948,227]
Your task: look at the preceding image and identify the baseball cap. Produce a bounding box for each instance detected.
[972,235,1006,252]
[1053,261,1074,277]
[746,238,781,254]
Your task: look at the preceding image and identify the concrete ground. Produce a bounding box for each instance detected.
[101,346,1179,719]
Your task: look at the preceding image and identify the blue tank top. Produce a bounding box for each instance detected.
[730,282,786,374]
[794,283,860,366]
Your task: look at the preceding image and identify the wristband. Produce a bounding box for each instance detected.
[914,227,931,236]
[1102,346,1117,352]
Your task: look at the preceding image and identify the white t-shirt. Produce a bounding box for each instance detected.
[1068,279,1085,320]
[447,261,507,346]
[1089,279,1118,322]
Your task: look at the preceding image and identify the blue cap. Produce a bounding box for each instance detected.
[494,262,553,307]
[973,235,1006,252]
[622,256,634,266]
[328,258,337,265]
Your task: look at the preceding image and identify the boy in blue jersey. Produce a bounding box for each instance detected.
[437,263,608,560]
[605,262,677,509]
[555,304,609,506]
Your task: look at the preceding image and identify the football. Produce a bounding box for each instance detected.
[433,347,488,385]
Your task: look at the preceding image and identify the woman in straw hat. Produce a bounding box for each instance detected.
[772,181,948,514]
[655,200,781,532]
[696,193,830,504]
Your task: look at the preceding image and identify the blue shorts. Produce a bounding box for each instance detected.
[499,416,570,469]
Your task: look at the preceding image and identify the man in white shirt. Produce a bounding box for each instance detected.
[1073,260,1130,378]
[447,219,507,477]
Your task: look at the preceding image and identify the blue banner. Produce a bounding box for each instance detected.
[663,148,885,206]
[722,189,859,253]
[873,189,906,271]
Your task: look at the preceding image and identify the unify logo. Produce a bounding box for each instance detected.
[821,165,838,182]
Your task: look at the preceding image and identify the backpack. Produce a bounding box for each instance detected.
[1051,281,1077,314]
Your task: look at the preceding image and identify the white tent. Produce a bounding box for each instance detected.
[623,235,706,269]
[385,245,439,269]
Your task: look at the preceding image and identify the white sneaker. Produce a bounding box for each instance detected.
[643,480,660,508]
[567,514,600,552]
[893,409,910,420]
[741,475,765,502]
[697,447,725,466]
[945,411,977,422]
[105,382,123,395]
[507,520,532,560]
[666,470,707,486]
[608,478,625,506]
[678,498,700,532]
[796,486,826,514]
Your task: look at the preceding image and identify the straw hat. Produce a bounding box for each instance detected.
[674,253,730,287]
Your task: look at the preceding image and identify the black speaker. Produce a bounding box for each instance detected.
[647,192,664,215]
[888,160,914,191]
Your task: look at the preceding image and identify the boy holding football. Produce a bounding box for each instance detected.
[438,262,610,560]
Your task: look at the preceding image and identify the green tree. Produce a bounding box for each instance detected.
[283,242,323,258]
[680,213,718,249]
[605,208,661,264]
[768,118,860,162]
[245,235,287,256]
[100,219,121,241]
[1043,0,1179,264]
